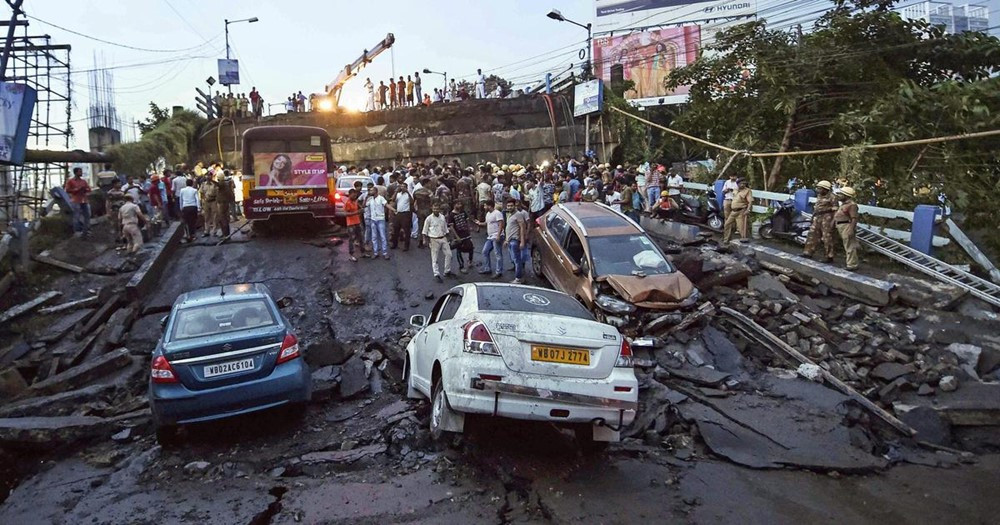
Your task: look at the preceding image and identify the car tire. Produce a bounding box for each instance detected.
[155,425,179,446]
[531,247,545,280]
[574,424,608,454]
[429,379,453,442]
[708,215,723,230]
[403,355,421,399]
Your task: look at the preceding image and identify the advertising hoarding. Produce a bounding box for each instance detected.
[0,83,37,166]
[592,26,701,106]
[594,0,757,32]
[218,59,240,86]
[574,79,604,117]
[252,152,328,188]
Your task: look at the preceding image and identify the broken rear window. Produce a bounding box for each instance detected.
[476,286,592,320]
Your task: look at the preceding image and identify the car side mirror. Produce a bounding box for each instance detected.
[571,265,583,276]
[160,315,168,330]
[410,315,427,328]
[276,296,293,309]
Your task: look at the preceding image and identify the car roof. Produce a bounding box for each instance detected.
[556,202,641,237]
[175,283,271,308]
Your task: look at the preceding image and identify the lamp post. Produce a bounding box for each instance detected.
[547,8,593,156]
[224,16,259,93]
[422,68,447,99]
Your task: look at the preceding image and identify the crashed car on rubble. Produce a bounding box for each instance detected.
[530,202,699,328]
[404,283,638,446]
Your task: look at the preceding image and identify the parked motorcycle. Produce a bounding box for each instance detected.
[758,199,810,244]
[658,190,723,230]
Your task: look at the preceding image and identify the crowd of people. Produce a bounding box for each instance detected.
[213,88,264,119]
[363,69,516,112]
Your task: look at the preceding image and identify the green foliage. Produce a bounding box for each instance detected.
[662,0,1000,252]
[108,108,205,177]
[137,102,172,135]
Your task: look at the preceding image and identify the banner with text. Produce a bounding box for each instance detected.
[252,152,329,188]
[594,0,756,32]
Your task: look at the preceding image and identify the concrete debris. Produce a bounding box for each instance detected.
[311,365,342,401]
[0,367,28,397]
[748,244,895,306]
[36,308,94,344]
[30,348,132,395]
[939,375,958,392]
[898,406,952,446]
[0,409,148,446]
[184,461,211,474]
[888,273,967,310]
[338,355,370,399]
[37,295,99,316]
[796,363,823,381]
[33,252,85,273]
[0,291,62,324]
[299,443,388,464]
[335,287,365,305]
[749,273,799,302]
[74,294,122,341]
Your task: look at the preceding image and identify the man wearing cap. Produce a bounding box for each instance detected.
[723,179,752,243]
[118,194,147,254]
[834,187,860,270]
[803,180,836,262]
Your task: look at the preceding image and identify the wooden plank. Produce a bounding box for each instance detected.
[0,291,62,324]
[720,306,917,437]
[37,295,99,315]
[32,253,84,273]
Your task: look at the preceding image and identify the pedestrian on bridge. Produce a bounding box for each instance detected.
[802,180,836,262]
[834,187,860,271]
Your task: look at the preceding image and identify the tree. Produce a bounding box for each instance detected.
[109,108,205,177]
[137,102,171,135]
[664,0,1000,250]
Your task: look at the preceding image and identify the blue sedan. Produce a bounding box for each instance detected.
[149,283,311,443]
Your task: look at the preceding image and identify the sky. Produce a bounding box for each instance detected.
[15,0,1000,149]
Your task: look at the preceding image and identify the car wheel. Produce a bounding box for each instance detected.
[155,425,179,446]
[574,424,609,454]
[430,380,453,442]
[708,215,723,230]
[403,355,421,399]
[758,223,774,240]
[531,247,545,280]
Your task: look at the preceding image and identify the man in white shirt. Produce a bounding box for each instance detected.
[475,68,486,99]
[365,186,390,259]
[605,185,623,213]
[479,201,505,277]
[666,170,684,209]
[177,178,200,242]
[422,203,453,282]
[121,176,143,204]
[387,185,413,251]
[722,173,740,218]
[364,78,375,111]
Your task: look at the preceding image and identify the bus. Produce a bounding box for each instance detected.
[241,126,337,221]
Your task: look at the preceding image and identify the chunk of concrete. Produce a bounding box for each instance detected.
[0,409,148,446]
[899,406,952,446]
[36,308,94,344]
[311,365,341,401]
[75,294,121,341]
[0,367,28,397]
[30,348,132,395]
[749,273,799,302]
[870,362,916,382]
[0,383,116,418]
[0,291,61,324]
[748,244,895,306]
[338,355,369,399]
[887,273,967,310]
[104,305,138,348]
[640,216,707,245]
[300,444,387,464]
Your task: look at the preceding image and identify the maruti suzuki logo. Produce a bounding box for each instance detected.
[222,343,233,351]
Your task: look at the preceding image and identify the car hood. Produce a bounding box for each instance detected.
[602,273,696,308]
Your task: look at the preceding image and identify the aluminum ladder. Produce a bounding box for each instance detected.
[855,225,1000,308]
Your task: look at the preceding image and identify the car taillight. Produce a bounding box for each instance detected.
[277,333,300,364]
[151,355,178,383]
[463,321,500,356]
[615,337,633,368]
[333,192,342,201]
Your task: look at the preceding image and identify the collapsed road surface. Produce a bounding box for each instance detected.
[2,223,1000,524]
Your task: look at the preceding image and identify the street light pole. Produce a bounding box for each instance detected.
[223,16,259,94]
[547,9,594,157]
[423,68,447,99]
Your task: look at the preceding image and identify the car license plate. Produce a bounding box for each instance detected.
[531,346,590,365]
[204,358,255,378]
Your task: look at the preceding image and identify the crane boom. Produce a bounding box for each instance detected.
[325,33,395,106]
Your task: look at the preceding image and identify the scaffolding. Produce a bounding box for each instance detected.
[0,16,72,227]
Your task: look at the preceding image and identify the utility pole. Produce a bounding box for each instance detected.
[547,9,593,157]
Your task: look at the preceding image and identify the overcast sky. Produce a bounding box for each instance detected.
[17,0,1000,149]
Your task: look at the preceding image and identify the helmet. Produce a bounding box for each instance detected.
[216,173,226,182]
[501,164,509,171]
[838,187,856,198]
[661,191,670,197]
[816,180,832,190]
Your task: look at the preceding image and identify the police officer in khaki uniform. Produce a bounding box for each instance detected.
[802,180,836,262]
[723,178,753,243]
[834,186,860,270]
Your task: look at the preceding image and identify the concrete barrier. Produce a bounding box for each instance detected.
[125,222,183,302]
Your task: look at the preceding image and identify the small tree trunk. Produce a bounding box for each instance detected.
[767,103,798,189]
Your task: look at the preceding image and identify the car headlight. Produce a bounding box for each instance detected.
[679,288,701,308]
[595,294,636,314]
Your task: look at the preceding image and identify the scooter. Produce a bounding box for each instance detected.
[758,199,810,244]
[660,190,723,230]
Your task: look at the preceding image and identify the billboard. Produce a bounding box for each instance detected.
[0,83,37,166]
[218,59,240,86]
[252,152,329,188]
[574,79,604,117]
[595,0,757,32]
[593,26,701,106]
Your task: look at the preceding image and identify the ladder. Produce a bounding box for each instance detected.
[856,225,1000,308]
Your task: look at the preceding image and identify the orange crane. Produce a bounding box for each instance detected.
[316,33,395,111]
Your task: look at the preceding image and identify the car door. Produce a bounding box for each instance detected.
[414,292,462,389]
[538,213,570,284]
[554,228,589,301]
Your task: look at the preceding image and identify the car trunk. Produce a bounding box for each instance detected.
[481,313,621,380]
[163,326,285,391]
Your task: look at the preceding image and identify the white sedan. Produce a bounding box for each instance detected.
[404,283,638,446]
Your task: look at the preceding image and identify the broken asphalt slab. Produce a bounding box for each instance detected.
[747,244,895,306]
[0,409,148,446]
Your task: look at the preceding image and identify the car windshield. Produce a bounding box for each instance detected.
[477,286,593,320]
[170,299,276,342]
[587,235,674,277]
[336,177,368,190]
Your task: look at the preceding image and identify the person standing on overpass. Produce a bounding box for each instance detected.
[476,68,486,99]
